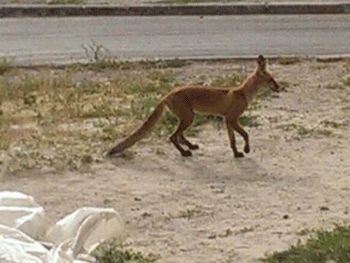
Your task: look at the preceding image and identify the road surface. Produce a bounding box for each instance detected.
[1,14,350,65]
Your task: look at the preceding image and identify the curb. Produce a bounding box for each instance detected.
[1,2,350,18]
[12,54,350,69]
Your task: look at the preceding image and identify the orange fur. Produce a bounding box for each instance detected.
[108,55,280,158]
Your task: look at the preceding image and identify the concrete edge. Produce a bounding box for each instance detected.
[0,2,350,17]
[11,54,350,70]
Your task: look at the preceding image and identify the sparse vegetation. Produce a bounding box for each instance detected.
[0,57,13,75]
[277,56,302,65]
[263,224,350,263]
[210,73,243,87]
[311,63,329,70]
[48,0,84,4]
[0,57,256,174]
[239,114,259,127]
[276,123,333,138]
[157,0,244,3]
[343,77,350,87]
[94,244,159,263]
[81,41,188,71]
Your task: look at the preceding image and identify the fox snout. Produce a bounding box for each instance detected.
[271,83,281,92]
[269,77,281,92]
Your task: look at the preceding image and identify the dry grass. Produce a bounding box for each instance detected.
[0,61,249,174]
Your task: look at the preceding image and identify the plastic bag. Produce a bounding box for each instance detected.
[0,191,126,263]
[0,191,46,239]
[0,224,47,263]
[46,207,126,262]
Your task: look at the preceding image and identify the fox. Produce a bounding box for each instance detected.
[108,55,280,158]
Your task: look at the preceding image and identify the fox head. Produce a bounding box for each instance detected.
[256,55,280,92]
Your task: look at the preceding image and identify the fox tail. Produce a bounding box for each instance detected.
[108,100,166,156]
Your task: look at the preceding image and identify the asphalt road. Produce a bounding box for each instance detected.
[1,14,350,65]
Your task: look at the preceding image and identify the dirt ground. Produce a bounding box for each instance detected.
[1,59,350,262]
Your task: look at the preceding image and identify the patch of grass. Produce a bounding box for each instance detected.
[239,114,259,127]
[0,129,12,150]
[343,77,350,87]
[48,0,84,4]
[278,80,290,90]
[154,58,188,69]
[320,120,348,129]
[93,244,158,263]
[0,57,13,75]
[210,73,243,87]
[81,41,188,71]
[157,0,243,3]
[0,58,277,174]
[131,95,159,121]
[256,84,273,100]
[82,41,124,70]
[310,63,329,70]
[276,123,333,138]
[146,70,177,94]
[324,83,344,90]
[262,224,350,263]
[277,56,302,66]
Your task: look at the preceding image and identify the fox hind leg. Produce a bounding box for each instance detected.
[180,135,199,150]
[170,121,193,156]
[168,101,195,157]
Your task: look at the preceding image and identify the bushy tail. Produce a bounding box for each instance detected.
[108,100,166,156]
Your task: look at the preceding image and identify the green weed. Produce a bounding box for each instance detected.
[239,114,259,127]
[211,73,243,87]
[263,224,350,263]
[277,56,302,65]
[158,0,243,3]
[48,0,84,5]
[276,123,332,138]
[343,77,350,87]
[94,244,158,263]
[0,57,13,75]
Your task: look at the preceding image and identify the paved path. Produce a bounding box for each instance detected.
[1,14,349,65]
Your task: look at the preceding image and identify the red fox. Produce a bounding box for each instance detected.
[108,55,280,158]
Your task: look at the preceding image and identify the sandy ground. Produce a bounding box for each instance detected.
[1,59,350,262]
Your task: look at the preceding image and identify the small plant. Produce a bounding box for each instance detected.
[277,56,302,65]
[48,0,84,4]
[324,83,344,90]
[320,120,348,129]
[343,77,350,87]
[82,41,122,70]
[211,73,243,87]
[263,224,350,263]
[0,57,12,75]
[157,0,240,3]
[239,114,259,127]
[156,58,187,69]
[276,123,333,138]
[93,244,158,263]
[311,63,329,70]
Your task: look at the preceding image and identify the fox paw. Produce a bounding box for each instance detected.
[234,152,244,158]
[182,150,192,157]
[188,144,199,150]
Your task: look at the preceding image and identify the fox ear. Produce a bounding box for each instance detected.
[257,55,266,70]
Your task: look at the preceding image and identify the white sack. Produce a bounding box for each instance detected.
[0,192,126,263]
[0,224,48,263]
[0,191,46,239]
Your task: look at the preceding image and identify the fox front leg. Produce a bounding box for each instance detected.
[225,118,244,158]
[232,120,250,154]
